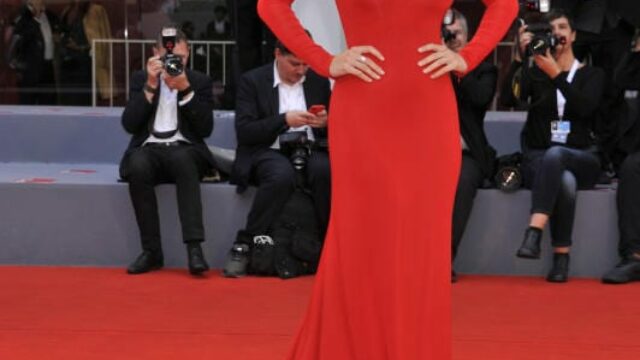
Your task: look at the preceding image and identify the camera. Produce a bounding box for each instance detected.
[441,9,456,43]
[279,131,313,171]
[161,27,184,77]
[494,153,523,192]
[525,23,561,56]
[517,0,561,56]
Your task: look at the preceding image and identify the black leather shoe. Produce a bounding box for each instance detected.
[187,243,209,275]
[517,227,542,259]
[127,251,164,274]
[222,243,251,278]
[546,253,570,283]
[602,257,640,284]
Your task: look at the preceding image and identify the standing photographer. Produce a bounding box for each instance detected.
[223,38,331,278]
[120,26,215,276]
[7,0,59,105]
[501,9,605,282]
[445,9,498,283]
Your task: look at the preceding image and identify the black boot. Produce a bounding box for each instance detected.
[516,227,542,259]
[186,242,209,275]
[546,253,570,283]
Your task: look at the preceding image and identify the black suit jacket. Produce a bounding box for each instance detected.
[119,69,216,179]
[453,62,498,178]
[612,51,640,155]
[231,63,331,192]
[8,6,59,85]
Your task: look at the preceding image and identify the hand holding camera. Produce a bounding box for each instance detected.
[145,27,191,94]
[163,71,190,92]
[145,55,163,89]
[533,49,561,79]
[517,24,533,60]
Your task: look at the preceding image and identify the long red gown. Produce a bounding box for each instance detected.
[258,0,518,358]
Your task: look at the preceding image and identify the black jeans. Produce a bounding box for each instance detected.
[125,143,209,253]
[617,152,640,258]
[241,149,331,243]
[452,152,485,260]
[522,146,601,247]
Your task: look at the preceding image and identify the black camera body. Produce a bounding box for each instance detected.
[441,8,456,43]
[161,27,184,77]
[494,152,523,192]
[525,23,560,56]
[279,131,313,171]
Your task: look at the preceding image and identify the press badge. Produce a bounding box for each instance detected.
[551,120,571,144]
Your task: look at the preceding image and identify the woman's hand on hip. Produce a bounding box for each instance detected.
[418,43,468,79]
[329,46,385,82]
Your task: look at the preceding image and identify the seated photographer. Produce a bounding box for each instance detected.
[120,26,215,276]
[223,38,332,278]
[445,9,498,283]
[501,9,605,282]
[602,38,640,284]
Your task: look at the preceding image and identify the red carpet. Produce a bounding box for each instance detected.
[1,267,639,359]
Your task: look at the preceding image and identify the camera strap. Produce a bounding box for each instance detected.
[556,59,580,120]
[551,59,580,144]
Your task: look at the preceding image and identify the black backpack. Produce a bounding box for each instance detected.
[250,188,323,279]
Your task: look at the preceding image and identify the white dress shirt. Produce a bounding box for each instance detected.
[143,76,193,145]
[34,10,53,61]
[272,61,312,149]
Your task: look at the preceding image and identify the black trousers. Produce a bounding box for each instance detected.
[18,60,56,105]
[452,152,485,260]
[616,152,640,258]
[125,143,209,253]
[241,149,331,243]
[522,146,601,247]
[59,55,92,106]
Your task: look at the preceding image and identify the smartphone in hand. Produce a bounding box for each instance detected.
[309,104,326,115]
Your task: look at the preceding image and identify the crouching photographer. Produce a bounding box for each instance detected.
[500,9,605,282]
[224,37,331,278]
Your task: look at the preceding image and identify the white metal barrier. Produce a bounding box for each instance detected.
[89,38,513,108]
[91,39,235,107]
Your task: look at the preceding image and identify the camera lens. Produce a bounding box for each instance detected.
[163,55,184,77]
[291,148,308,171]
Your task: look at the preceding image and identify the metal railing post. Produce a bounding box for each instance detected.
[92,39,97,107]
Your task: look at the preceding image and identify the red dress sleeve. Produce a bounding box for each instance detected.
[458,0,519,74]
[257,0,334,77]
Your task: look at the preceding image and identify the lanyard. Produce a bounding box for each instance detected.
[556,59,580,120]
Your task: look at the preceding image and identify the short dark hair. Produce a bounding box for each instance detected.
[545,8,575,31]
[155,25,189,47]
[275,30,312,56]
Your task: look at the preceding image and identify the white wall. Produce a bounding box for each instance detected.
[291,0,346,55]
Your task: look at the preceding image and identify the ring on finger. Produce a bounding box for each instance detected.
[358,55,367,63]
